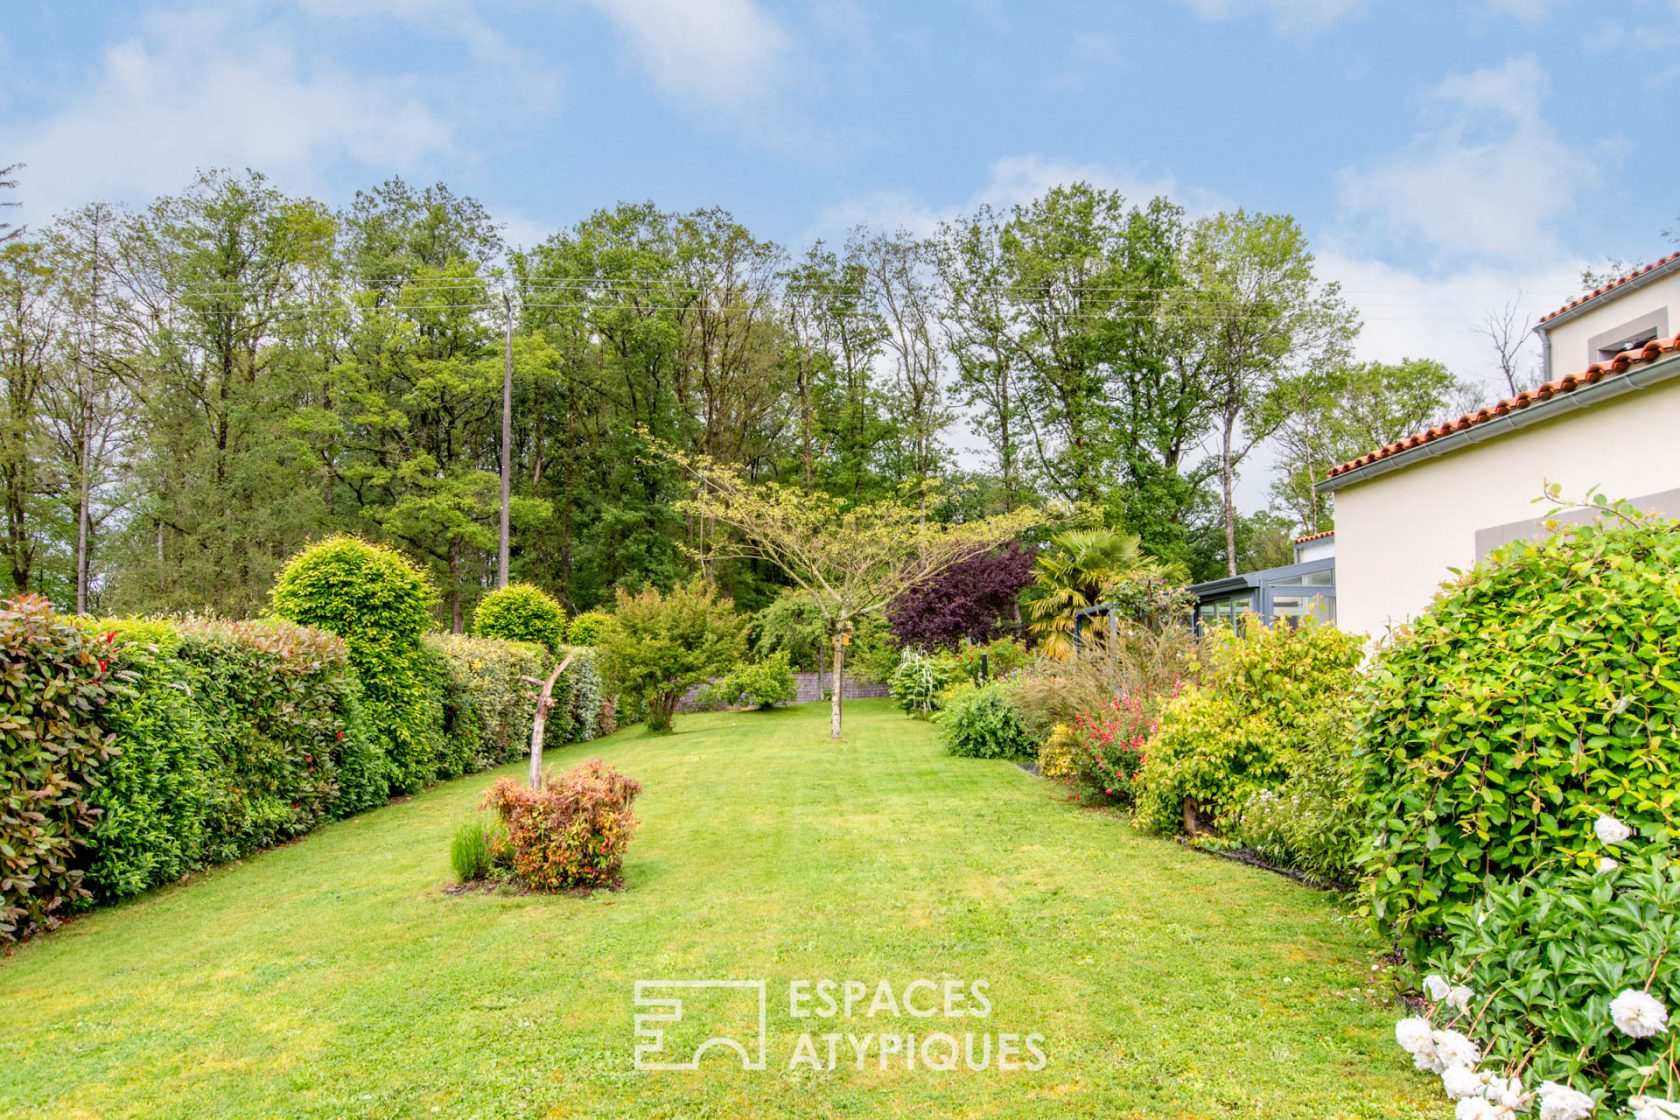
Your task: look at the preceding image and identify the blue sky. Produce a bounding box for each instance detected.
[4,0,1678,502]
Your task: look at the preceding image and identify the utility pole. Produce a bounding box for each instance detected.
[498,289,513,589]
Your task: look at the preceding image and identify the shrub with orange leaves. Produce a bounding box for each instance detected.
[480,760,642,891]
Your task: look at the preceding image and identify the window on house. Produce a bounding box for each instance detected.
[1588,309,1669,363]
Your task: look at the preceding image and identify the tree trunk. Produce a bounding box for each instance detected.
[1221,412,1239,578]
[830,632,845,740]
[498,304,513,589]
[525,655,572,789]
[448,537,463,633]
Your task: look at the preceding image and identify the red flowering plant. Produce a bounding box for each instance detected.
[1064,684,1181,807]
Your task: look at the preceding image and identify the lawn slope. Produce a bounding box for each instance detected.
[0,700,1434,1118]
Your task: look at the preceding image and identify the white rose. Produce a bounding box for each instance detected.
[1443,1065,1485,1100]
[1448,985,1475,1011]
[1424,974,1453,1001]
[1538,1080,1596,1120]
[1598,856,1620,872]
[1457,1099,1500,1120]
[1594,814,1632,844]
[1433,1029,1481,1070]
[1395,1016,1434,1054]
[1611,989,1670,1039]
[1631,1096,1680,1120]
[1484,1075,1525,1109]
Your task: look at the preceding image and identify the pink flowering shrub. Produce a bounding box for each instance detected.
[1063,689,1173,807]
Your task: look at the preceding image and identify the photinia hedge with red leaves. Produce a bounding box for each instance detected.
[481,760,643,891]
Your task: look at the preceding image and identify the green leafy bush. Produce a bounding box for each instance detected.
[1361,508,1680,951]
[1400,851,1680,1110]
[597,581,747,734]
[566,610,612,647]
[889,649,961,717]
[481,760,642,890]
[77,618,211,902]
[714,650,798,710]
[270,535,441,795]
[1228,721,1365,886]
[938,683,1036,760]
[0,596,115,941]
[1135,617,1364,839]
[472,583,567,654]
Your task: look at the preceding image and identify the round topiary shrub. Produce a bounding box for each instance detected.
[270,535,435,645]
[270,535,441,795]
[473,583,567,654]
[1361,507,1680,952]
[566,610,611,647]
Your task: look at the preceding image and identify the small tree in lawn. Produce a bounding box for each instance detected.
[666,449,1043,739]
[597,580,747,734]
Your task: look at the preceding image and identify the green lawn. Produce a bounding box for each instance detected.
[0,700,1435,1118]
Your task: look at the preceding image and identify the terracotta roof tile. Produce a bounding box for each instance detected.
[1292,530,1334,544]
[1538,251,1680,324]
[1326,333,1680,481]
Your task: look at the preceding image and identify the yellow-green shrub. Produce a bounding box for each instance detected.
[472,583,567,654]
[270,535,441,795]
[1134,618,1364,838]
[1038,723,1077,779]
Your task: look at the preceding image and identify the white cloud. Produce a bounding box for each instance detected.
[9,5,452,220]
[1316,249,1586,387]
[1334,55,1600,266]
[1175,0,1366,34]
[810,153,1231,241]
[582,0,793,113]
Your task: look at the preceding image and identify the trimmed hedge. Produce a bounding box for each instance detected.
[426,633,546,773]
[75,615,376,902]
[80,618,211,900]
[0,597,115,939]
[1,587,612,941]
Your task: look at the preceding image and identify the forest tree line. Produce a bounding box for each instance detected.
[0,166,1478,625]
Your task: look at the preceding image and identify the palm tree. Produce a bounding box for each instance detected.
[1026,528,1166,658]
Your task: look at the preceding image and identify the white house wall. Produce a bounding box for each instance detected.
[1332,371,1680,639]
[1543,270,1680,374]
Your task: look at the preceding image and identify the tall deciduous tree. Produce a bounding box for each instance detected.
[666,446,1042,739]
[1264,358,1471,532]
[1179,211,1354,575]
[936,207,1026,510]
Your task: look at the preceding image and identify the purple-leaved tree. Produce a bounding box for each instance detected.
[887,542,1034,649]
